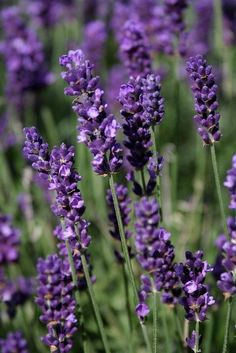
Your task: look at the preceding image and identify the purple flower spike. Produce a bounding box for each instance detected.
[119,77,153,170]
[141,74,165,126]
[60,49,123,175]
[0,6,53,111]
[186,330,202,351]
[36,254,77,353]
[135,197,180,316]
[120,19,152,77]
[176,251,215,321]
[164,0,188,35]
[0,331,29,353]
[224,155,236,209]
[82,20,107,69]
[186,55,221,145]
[0,215,21,265]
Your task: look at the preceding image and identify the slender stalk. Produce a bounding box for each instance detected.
[153,291,158,353]
[150,127,162,208]
[210,144,228,236]
[64,239,88,353]
[222,298,233,353]
[80,252,111,353]
[214,0,224,59]
[109,174,138,301]
[109,174,152,353]
[194,320,200,353]
[140,169,147,195]
[122,264,133,335]
[174,307,184,347]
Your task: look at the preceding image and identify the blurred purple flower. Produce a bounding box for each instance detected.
[0,6,53,111]
[186,55,221,145]
[82,20,107,69]
[224,155,236,209]
[0,332,29,353]
[120,19,152,77]
[0,214,21,265]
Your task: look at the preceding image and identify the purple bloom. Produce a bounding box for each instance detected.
[82,20,107,69]
[164,0,188,35]
[1,276,34,318]
[119,77,153,170]
[186,330,202,351]
[134,197,180,318]
[26,0,76,28]
[186,55,221,145]
[23,128,86,228]
[0,114,17,151]
[176,251,215,321]
[0,332,29,353]
[0,6,53,111]
[60,49,123,175]
[141,74,165,126]
[179,0,213,57]
[119,74,164,172]
[224,155,236,209]
[0,214,21,264]
[119,19,152,77]
[36,254,77,353]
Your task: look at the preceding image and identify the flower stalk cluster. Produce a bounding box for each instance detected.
[60,49,123,175]
[36,254,77,353]
[0,6,53,111]
[134,197,180,319]
[186,55,221,145]
[176,251,215,351]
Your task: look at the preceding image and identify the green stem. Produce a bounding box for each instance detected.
[64,238,88,353]
[222,298,233,353]
[122,264,133,337]
[210,144,228,236]
[150,127,163,221]
[194,321,200,353]
[153,291,158,353]
[140,169,147,195]
[109,175,138,301]
[174,307,183,347]
[214,0,224,59]
[109,174,152,353]
[80,252,111,353]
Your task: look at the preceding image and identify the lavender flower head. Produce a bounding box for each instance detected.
[26,0,76,28]
[36,254,77,353]
[0,6,53,110]
[224,155,236,209]
[164,0,188,35]
[217,155,236,297]
[1,276,34,318]
[119,77,153,170]
[141,74,165,126]
[60,49,123,175]
[186,55,221,144]
[120,19,152,77]
[82,20,107,69]
[119,73,164,171]
[176,251,215,321]
[0,331,29,353]
[0,214,21,265]
[135,197,180,318]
